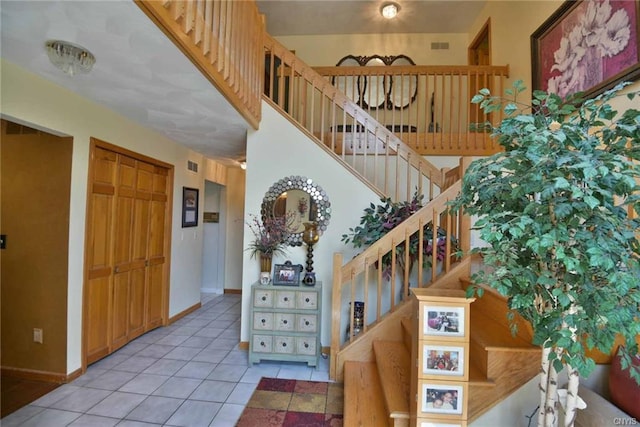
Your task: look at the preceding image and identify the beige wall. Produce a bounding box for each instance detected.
[275,33,469,66]
[1,124,72,376]
[0,59,222,374]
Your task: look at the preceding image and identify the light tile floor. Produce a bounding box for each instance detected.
[2,293,330,427]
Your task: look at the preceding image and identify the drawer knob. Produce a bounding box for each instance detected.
[282,342,287,347]
[304,343,309,348]
[305,298,310,303]
[305,321,310,326]
[283,320,288,324]
[284,297,289,302]
[261,319,266,323]
[260,341,265,346]
[261,296,266,301]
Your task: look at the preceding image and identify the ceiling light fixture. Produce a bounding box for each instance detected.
[45,40,96,76]
[381,2,399,19]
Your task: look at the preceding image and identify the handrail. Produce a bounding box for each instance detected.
[263,34,444,202]
[313,64,509,156]
[135,0,264,129]
[330,157,472,380]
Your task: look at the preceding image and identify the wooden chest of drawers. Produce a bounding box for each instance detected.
[249,282,322,367]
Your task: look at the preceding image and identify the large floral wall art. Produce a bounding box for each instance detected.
[532,0,639,99]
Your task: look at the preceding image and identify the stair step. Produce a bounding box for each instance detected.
[373,340,411,425]
[343,361,389,427]
[470,310,537,351]
[468,359,495,387]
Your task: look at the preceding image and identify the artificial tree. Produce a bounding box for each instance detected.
[451,80,640,427]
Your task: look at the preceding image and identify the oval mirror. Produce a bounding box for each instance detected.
[389,55,418,109]
[334,56,364,105]
[362,56,387,109]
[261,176,331,246]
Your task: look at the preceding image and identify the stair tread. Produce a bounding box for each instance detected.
[343,361,390,427]
[470,310,538,350]
[373,340,410,419]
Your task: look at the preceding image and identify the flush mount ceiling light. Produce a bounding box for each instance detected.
[380,2,400,19]
[45,40,96,76]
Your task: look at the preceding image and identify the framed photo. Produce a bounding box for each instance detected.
[420,342,468,380]
[418,381,467,418]
[422,305,465,338]
[273,261,303,286]
[531,0,640,100]
[182,187,199,228]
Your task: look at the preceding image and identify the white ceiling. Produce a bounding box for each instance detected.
[0,0,485,166]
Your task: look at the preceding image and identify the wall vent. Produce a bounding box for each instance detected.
[430,42,450,50]
[187,160,198,173]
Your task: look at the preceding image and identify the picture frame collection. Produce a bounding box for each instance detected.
[411,288,474,426]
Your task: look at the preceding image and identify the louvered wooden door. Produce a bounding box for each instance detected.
[84,141,172,365]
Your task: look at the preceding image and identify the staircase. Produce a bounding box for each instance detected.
[343,259,541,426]
[133,3,536,423]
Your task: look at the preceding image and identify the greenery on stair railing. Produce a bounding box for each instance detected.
[451,80,640,427]
[341,192,457,281]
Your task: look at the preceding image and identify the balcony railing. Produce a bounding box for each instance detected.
[136,0,264,129]
[313,64,509,156]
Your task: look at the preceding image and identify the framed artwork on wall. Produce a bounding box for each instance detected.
[182,187,199,228]
[531,0,640,99]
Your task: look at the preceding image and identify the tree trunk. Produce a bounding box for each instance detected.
[544,347,562,427]
[538,344,552,427]
[564,364,580,427]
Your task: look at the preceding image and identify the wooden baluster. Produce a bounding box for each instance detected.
[363,258,369,334]
[376,249,383,322]
[330,253,342,379]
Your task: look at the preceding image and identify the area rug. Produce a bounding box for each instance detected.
[236,377,343,427]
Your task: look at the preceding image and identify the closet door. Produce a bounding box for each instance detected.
[146,166,168,330]
[84,141,172,366]
[111,155,136,351]
[129,161,153,340]
[85,148,117,364]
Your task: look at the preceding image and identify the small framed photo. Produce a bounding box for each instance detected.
[423,305,465,338]
[419,381,467,418]
[273,261,303,286]
[420,342,467,380]
[182,187,199,228]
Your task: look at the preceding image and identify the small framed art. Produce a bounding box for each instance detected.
[418,381,467,419]
[423,305,465,338]
[420,342,468,380]
[182,187,199,228]
[273,261,303,286]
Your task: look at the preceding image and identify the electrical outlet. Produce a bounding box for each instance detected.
[33,328,43,344]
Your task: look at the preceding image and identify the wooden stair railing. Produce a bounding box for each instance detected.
[313,64,509,156]
[264,34,445,204]
[331,157,472,382]
[135,0,264,129]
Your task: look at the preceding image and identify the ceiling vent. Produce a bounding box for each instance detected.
[430,42,450,50]
[187,160,198,173]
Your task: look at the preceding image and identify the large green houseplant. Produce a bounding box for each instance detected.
[451,80,640,427]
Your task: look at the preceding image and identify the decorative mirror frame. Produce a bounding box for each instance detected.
[334,54,418,110]
[261,176,331,246]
